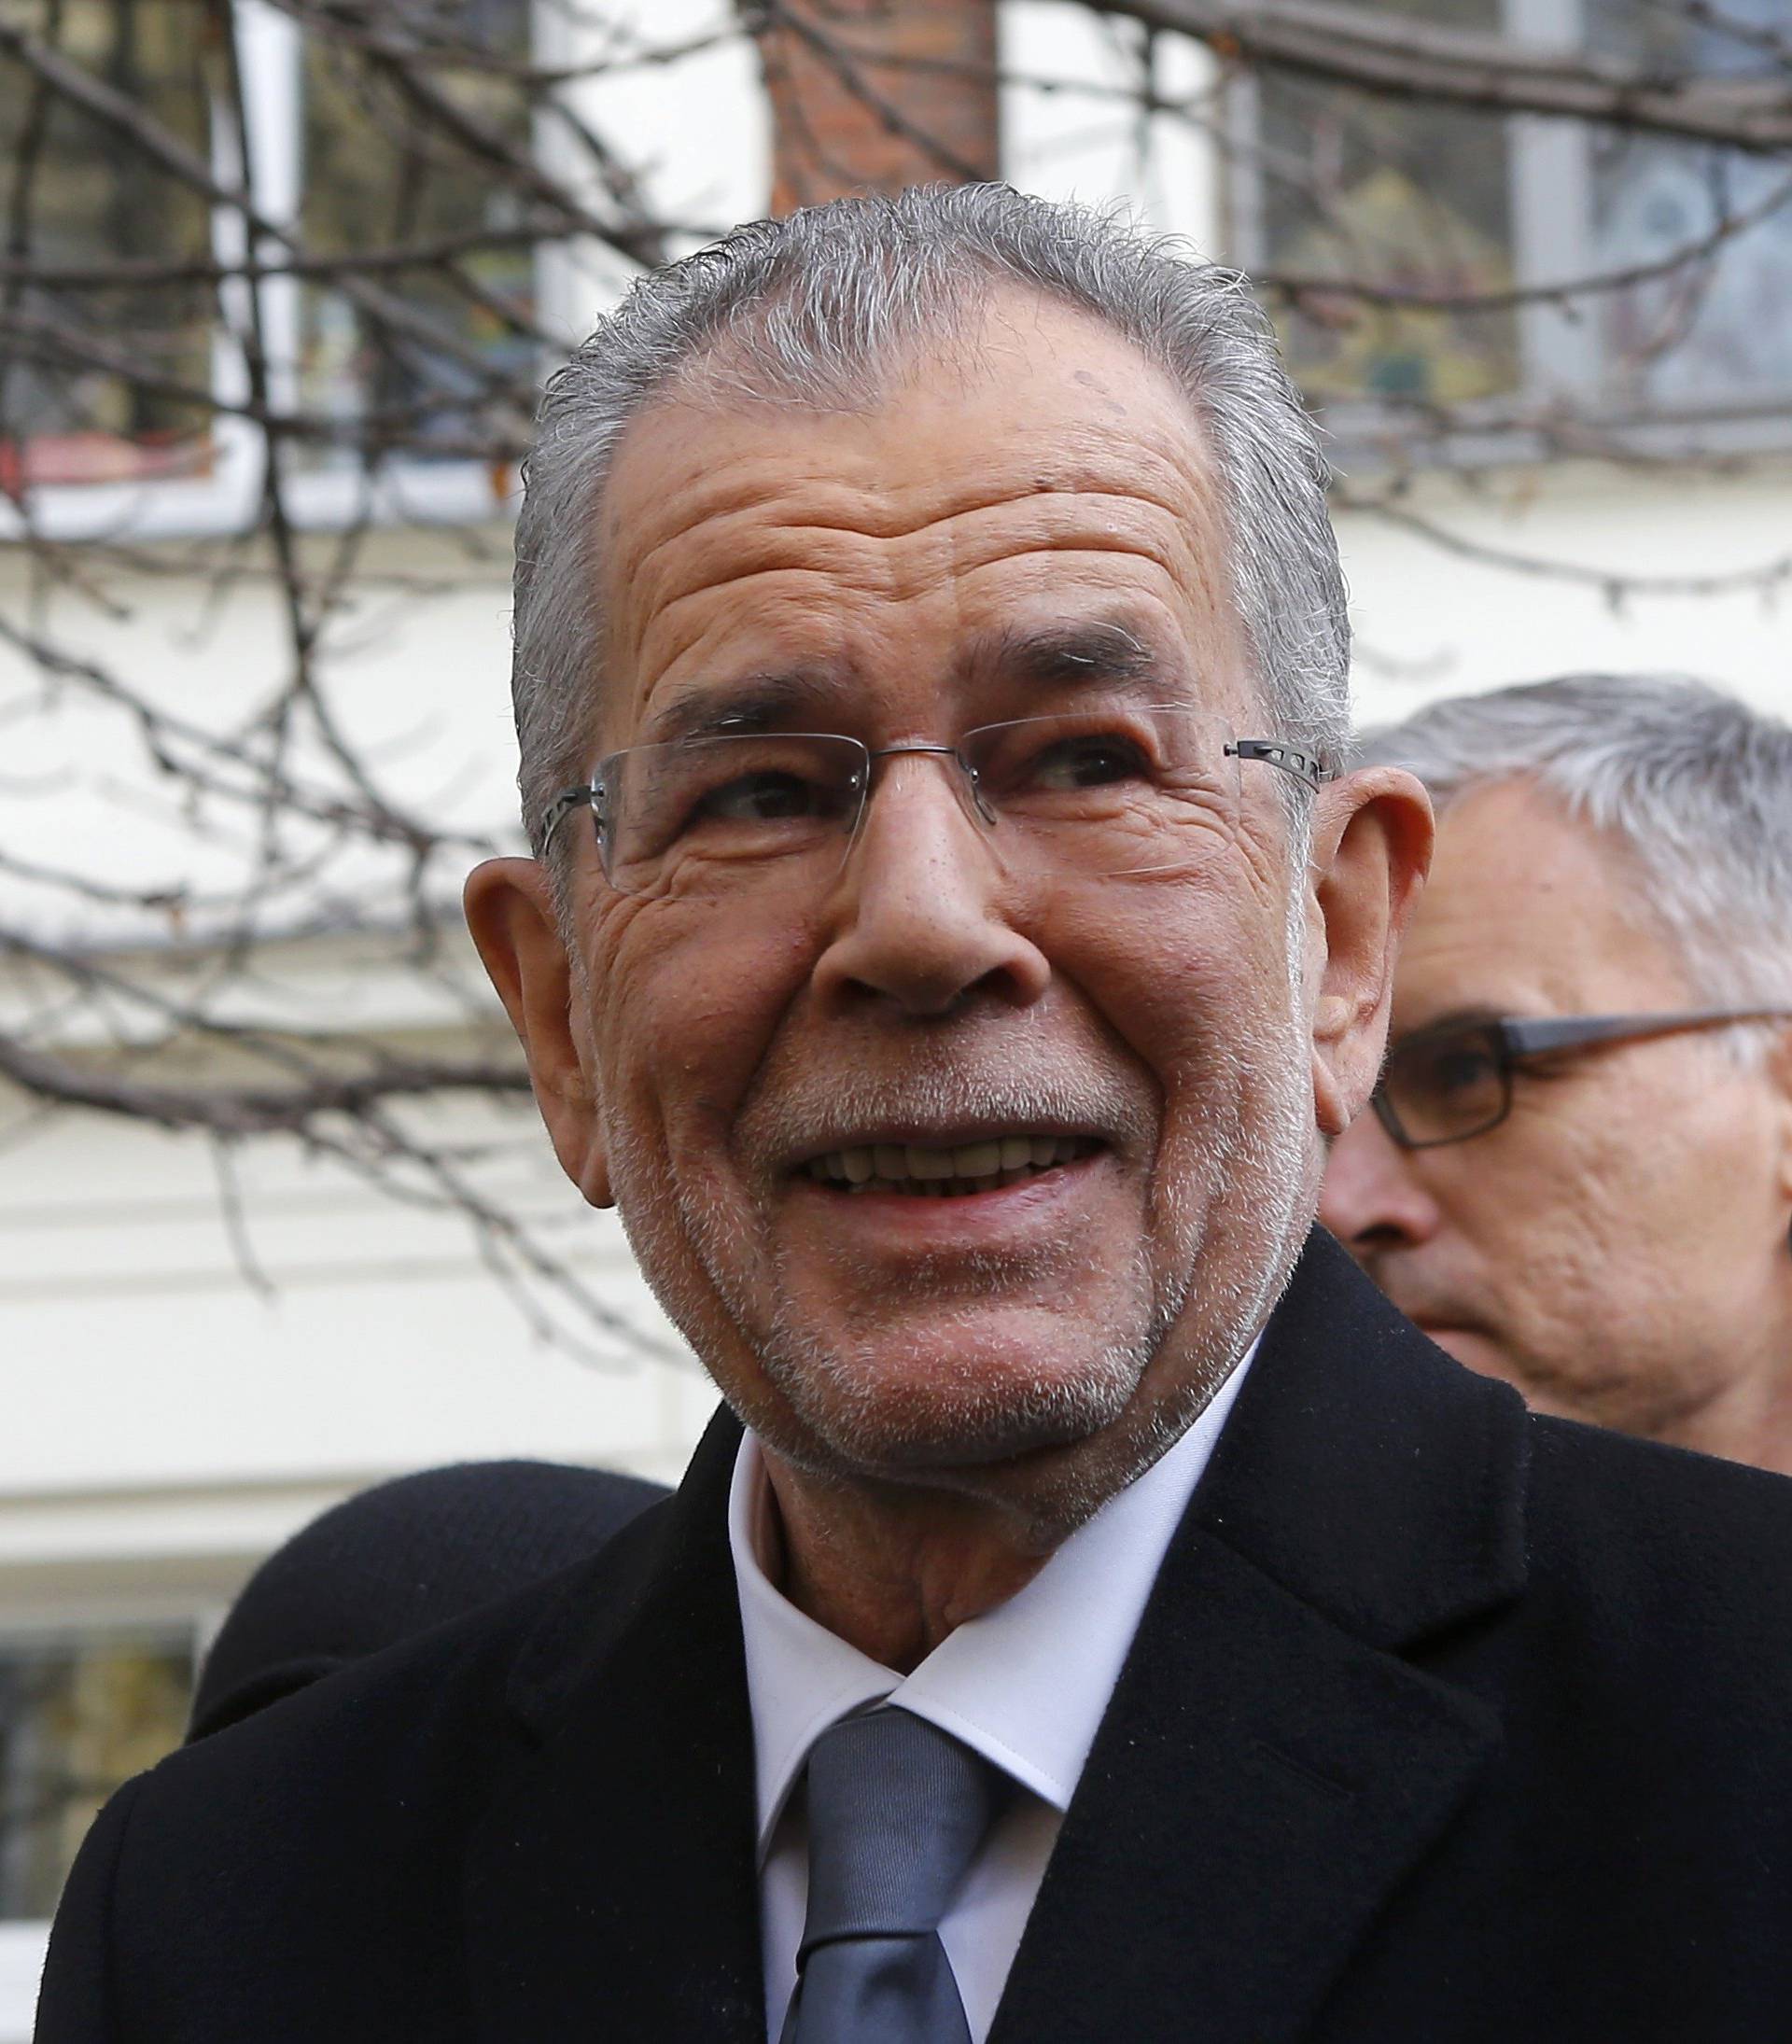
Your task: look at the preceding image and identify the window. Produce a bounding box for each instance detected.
[0,0,537,537]
[0,1625,196,1920]
[297,0,538,470]
[1247,0,1519,411]
[1581,0,1792,413]
[1231,0,1792,441]
[0,0,217,490]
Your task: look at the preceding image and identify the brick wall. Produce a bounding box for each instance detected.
[757,0,1000,213]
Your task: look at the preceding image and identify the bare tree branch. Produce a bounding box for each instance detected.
[1079,0,1792,152]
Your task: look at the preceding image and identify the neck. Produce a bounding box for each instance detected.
[1660,1343,1792,1479]
[759,1449,1060,1673]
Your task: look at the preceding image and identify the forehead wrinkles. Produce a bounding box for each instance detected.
[609,455,1238,717]
[643,485,1210,628]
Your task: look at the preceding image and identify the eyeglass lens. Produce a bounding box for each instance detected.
[1376,1024,1510,1149]
[593,705,1246,901]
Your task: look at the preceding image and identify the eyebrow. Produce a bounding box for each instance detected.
[636,616,1165,749]
[971,617,1161,693]
[642,665,841,746]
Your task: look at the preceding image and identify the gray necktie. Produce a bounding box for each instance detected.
[781,1705,1002,2044]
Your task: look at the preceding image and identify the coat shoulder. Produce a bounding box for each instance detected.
[1446,1410,1792,1833]
[153,1476,679,1820]
[1523,1410,1792,1633]
[38,1491,684,2039]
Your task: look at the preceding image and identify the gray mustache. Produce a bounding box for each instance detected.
[736,1064,1155,1161]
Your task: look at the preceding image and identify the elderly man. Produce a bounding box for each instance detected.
[1323,673,1792,1471]
[39,191,1792,2044]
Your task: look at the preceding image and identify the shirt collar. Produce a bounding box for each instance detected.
[728,1340,1257,1857]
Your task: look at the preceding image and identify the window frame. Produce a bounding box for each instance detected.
[0,0,547,546]
[1222,0,1792,467]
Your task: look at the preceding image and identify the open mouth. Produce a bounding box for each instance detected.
[802,1134,1100,1197]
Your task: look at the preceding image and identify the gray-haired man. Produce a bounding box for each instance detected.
[1323,673,1792,1471]
[39,197,1792,2044]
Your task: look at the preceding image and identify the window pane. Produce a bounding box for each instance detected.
[0,1628,195,1919]
[1586,0,1792,411]
[1249,0,1519,410]
[297,0,536,469]
[0,0,215,487]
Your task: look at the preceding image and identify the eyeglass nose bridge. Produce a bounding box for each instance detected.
[860,741,1000,831]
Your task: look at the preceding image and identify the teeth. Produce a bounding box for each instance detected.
[808,1136,1089,1189]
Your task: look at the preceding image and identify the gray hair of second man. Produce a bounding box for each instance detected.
[1355,672,1792,1032]
[510,182,1351,879]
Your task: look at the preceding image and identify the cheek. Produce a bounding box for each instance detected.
[1048,890,1295,1152]
[1057,905,1201,1094]
[1449,1086,1688,1308]
[1118,906,1291,1065]
[1618,1089,1780,1279]
[593,908,815,1144]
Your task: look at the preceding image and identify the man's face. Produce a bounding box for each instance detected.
[476,294,1421,1532]
[1322,777,1792,1448]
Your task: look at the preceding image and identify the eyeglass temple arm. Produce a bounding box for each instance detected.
[1501,1007,1792,1057]
[540,783,600,849]
[1226,740,1331,791]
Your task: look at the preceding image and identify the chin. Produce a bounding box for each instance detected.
[1417,1324,1475,1364]
[1423,1324,1519,1383]
[760,1322,1155,1484]
[766,1388,1171,1547]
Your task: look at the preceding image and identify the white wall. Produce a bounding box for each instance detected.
[0,10,763,2006]
[1343,460,1792,725]
[0,1051,707,1505]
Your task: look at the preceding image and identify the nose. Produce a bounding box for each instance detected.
[810,753,1051,1019]
[1320,1105,1442,1257]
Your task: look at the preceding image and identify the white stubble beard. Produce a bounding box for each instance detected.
[602,872,1320,1536]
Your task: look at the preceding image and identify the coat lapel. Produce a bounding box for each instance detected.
[463,1407,766,2044]
[992,1231,1529,2044]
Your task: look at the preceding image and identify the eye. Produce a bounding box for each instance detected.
[693,769,837,824]
[1432,1047,1496,1095]
[1404,1036,1499,1099]
[1020,730,1155,791]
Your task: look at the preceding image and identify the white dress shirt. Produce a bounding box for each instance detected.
[728,1342,1256,2042]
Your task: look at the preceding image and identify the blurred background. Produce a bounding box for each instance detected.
[1,0,1788,2016]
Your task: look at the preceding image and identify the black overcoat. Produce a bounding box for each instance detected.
[37,1231,1792,2041]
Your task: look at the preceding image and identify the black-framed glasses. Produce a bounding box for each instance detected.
[539,707,1331,902]
[1372,1007,1792,1151]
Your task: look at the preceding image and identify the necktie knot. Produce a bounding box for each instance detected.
[801,1706,1001,1950]
[780,1706,1001,2044]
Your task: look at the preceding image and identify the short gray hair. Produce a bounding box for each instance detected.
[1356,673,1792,1016]
[511,183,1349,862]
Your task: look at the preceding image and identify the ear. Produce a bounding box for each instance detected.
[464,857,612,1208]
[1305,766,1434,1139]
